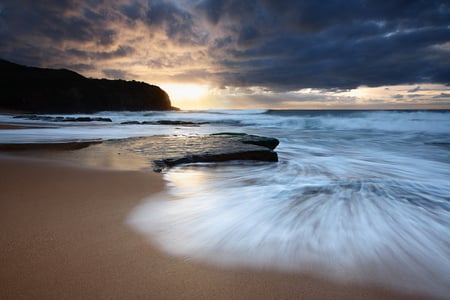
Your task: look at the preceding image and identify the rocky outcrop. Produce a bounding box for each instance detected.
[211,132,279,149]
[0,59,174,113]
[121,120,208,126]
[13,115,112,122]
[151,133,279,172]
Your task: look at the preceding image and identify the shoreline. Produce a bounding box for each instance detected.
[0,149,423,299]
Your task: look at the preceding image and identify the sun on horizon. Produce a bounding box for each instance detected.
[161,84,210,109]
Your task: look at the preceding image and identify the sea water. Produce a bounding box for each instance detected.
[1,110,450,297]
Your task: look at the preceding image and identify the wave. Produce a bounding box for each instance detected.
[128,157,450,298]
[243,110,450,134]
[127,115,450,298]
[1,109,449,144]
[203,109,269,115]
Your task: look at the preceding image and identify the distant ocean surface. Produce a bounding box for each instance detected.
[1,109,450,297]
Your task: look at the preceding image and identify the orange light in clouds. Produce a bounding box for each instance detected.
[161,84,209,109]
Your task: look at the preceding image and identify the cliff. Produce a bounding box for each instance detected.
[0,59,174,113]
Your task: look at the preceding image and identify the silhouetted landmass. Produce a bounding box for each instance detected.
[0,59,175,113]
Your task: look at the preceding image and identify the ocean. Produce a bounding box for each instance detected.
[1,109,450,297]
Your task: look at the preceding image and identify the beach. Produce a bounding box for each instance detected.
[2,0,449,297]
[0,143,422,300]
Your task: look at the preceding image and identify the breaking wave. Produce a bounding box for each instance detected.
[128,109,450,299]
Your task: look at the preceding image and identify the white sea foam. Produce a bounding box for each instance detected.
[127,109,450,299]
[2,109,450,297]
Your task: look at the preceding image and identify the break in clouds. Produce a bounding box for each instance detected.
[0,0,449,106]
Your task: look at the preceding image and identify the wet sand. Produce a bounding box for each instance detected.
[0,150,422,299]
[0,124,31,130]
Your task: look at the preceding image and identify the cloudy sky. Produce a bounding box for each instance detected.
[1,0,449,109]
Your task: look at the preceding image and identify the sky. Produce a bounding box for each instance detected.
[0,0,449,109]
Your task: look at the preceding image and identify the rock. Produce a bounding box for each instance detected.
[63,117,112,122]
[211,132,279,149]
[153,150,278,172]
[121,121,142,125]
[0,59,174,113]
[155,120,208,126]
[120,120,208,126]
[13,115,112,122]
[151,133,279,172]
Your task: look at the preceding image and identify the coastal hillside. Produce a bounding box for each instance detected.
[0,59,174,113]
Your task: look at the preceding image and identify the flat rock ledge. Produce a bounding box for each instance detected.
[152,133,279,172]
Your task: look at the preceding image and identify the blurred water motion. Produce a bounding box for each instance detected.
[1,109,449,297]
[129,161,450,298]
[128,114,450,298]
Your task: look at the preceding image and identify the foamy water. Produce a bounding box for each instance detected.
[1,109,449,297]
[127,110,450,298]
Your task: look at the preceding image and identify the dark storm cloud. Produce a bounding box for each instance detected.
[145,1,207,45]
[0,0,137,71]
[0,0,110,44]
[433,93,450,98]
[0,0,449,92]
[196,0,450,90]
[408,94,425,99]
[408,86,421,93]
[66,45,135,60]
[102,68,128,79]
[120,0,148,20]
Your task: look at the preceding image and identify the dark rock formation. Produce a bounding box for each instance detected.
[0,59,174,113]
[13,115,112,122]
[151,133,279,172]
[120,121,142,125]
[153,150,278,172]
[211,132,279,149]
[154,120,208,126]
[120,120,208,126]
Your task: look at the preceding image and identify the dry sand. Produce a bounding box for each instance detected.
[0,152,422,299]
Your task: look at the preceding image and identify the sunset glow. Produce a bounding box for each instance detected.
[0,1,448,109]
[161,84,210,109]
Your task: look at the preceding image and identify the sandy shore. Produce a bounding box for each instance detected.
[0,152,421,299]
